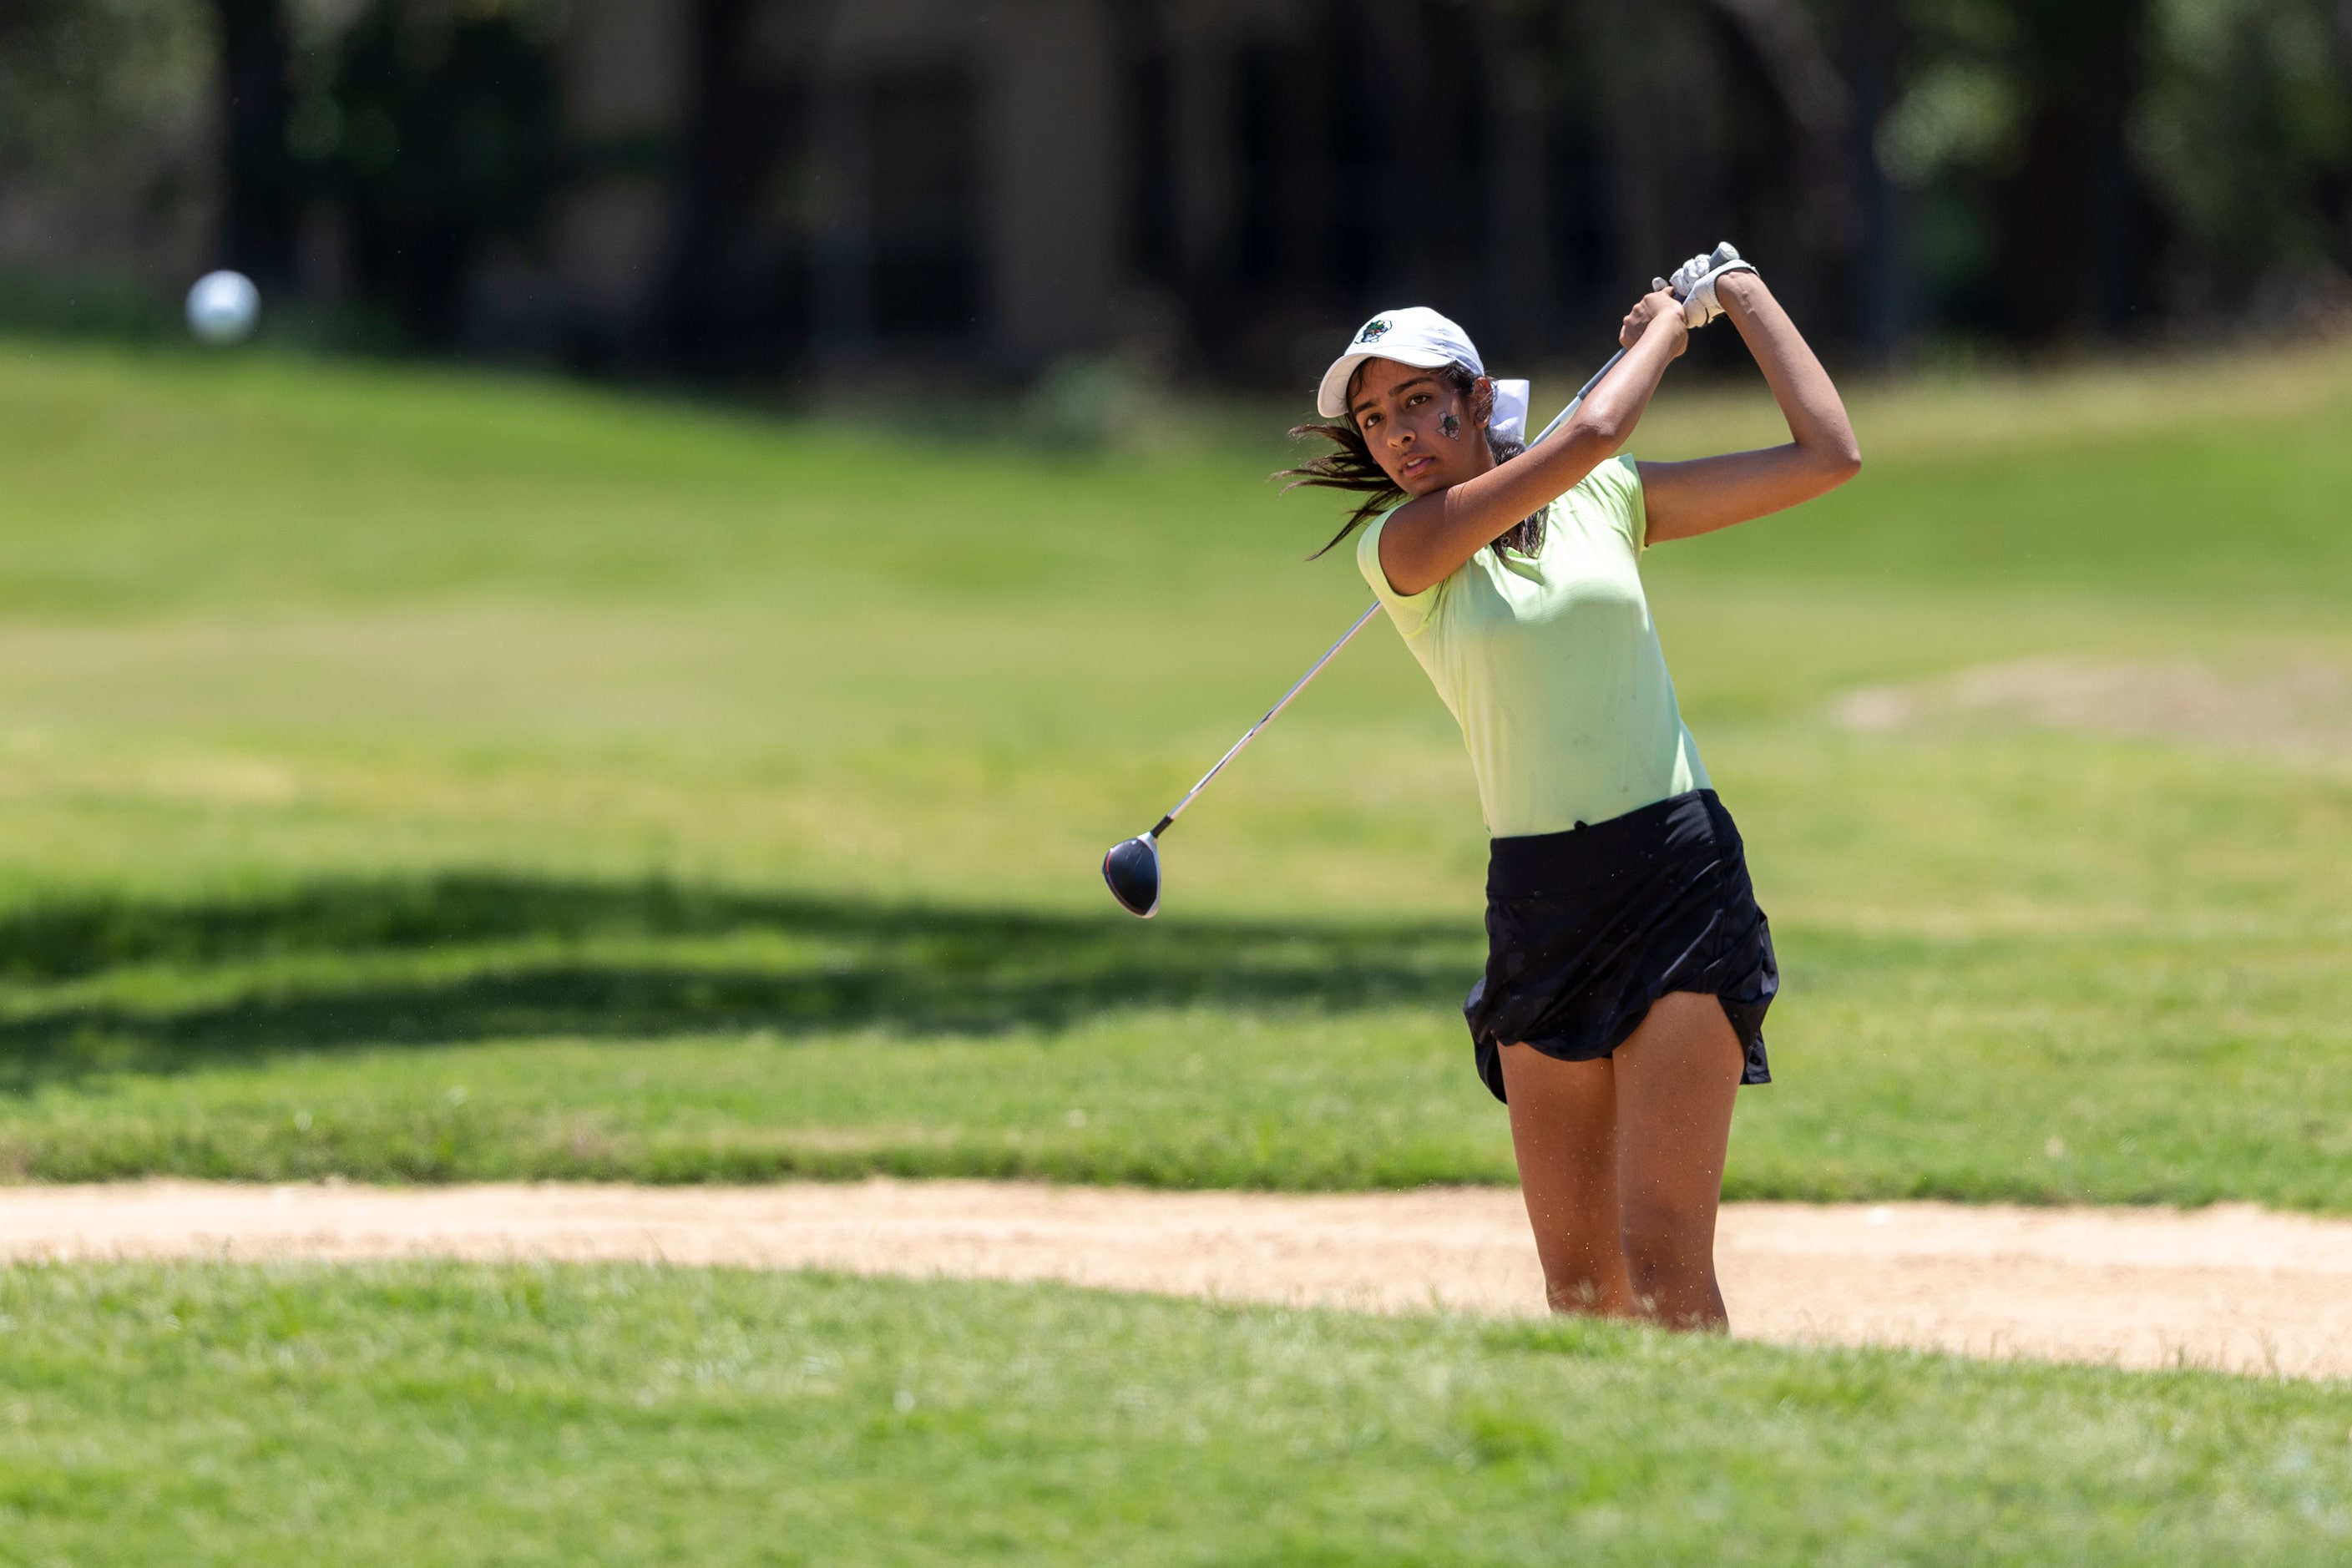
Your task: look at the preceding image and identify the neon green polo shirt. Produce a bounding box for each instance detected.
[1356,454,1709,839]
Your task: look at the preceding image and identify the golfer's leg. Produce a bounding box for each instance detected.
[1610,992,1744,1331]
[1497,1044,1636,1317]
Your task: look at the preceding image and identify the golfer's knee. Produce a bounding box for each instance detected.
[1619,1203,1711,1290]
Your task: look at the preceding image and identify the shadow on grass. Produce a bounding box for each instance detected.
[0,875,1479,1091]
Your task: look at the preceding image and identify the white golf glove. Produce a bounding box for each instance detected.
[1652,242,1758,327]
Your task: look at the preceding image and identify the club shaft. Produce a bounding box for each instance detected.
[1150,341,1634,839]
[1153,601,1383,835]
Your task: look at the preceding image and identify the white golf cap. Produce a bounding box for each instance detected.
[1315,306,1485,418]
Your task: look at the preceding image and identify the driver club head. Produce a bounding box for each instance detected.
[1101,833,1162,918]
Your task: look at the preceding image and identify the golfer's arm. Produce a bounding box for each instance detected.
[1639,276,1861,544]
[1378,318,1682,595]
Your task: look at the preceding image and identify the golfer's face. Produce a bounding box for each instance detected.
[1350,360,1479,497]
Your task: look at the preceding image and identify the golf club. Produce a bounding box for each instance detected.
[1100,603,1382,918]
[1103,254,1727,917]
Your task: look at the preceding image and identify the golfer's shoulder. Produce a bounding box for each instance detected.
[1355,507,1444,628]
[1570,453,1642,511]
[1559,455,1644,547]
[1353,505,1404,588]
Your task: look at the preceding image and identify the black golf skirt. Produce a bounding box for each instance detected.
[1464,788,1776,1104]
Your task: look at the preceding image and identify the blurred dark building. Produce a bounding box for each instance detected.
[534,0,1738,383]
[534,0,1876,385]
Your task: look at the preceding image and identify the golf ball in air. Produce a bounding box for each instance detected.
[185,271,260,345]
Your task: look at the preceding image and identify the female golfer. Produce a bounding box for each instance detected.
[1286,251,1859,1330]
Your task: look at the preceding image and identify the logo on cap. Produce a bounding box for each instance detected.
[1355,318,1392,344]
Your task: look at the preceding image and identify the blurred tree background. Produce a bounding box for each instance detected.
[0,0,2345,381]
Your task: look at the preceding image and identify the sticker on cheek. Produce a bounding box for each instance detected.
[1440,412,1460,440]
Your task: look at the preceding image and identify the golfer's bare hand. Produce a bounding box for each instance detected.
[1620,290,1689,356]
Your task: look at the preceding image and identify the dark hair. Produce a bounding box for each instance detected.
[1277,361,1545,561]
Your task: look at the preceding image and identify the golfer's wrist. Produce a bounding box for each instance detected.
[1714,269,1763,313]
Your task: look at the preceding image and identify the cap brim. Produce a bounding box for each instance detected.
[1315,346,1460,419]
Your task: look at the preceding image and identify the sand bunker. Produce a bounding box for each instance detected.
[5,1180,2349,1379]
[1832,656,2352,752]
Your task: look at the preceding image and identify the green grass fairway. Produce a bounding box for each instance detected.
[4,1262,2348,1565]
[0,338,2347,1201]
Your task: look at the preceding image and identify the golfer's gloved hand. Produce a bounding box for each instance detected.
[1662,243,1758,328]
